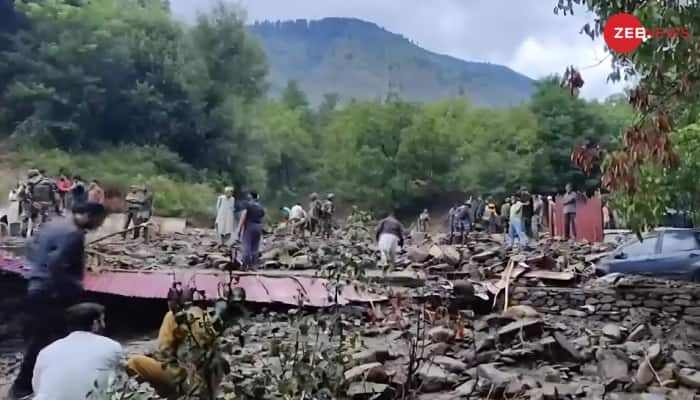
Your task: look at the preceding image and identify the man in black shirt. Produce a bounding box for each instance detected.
[9,202,107,400]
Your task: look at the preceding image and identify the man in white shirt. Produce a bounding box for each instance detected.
[32,303,124,400]
[289,202,307,237]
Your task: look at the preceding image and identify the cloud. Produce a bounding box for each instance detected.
[169,0,630,100]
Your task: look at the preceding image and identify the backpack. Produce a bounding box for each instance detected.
[30,179,54,203]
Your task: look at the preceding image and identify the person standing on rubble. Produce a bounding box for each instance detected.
[9,202,108,400]
[455,201,472,244]
[215,187,236,245]
[135,187,153,241]
[289,202,307,237]
[532,194,544,240]
[122,185,144,239]
[320,193,335,239]
[376,209,405,267]
[482,199,498,234]
[308,192,321,235]
[563,183,578,241]
[520,188,533,238]
[22,169,61,236]
[417,208,430,232]
[500,197,511,234]
[507,194,528,248]
[238,191,265,268]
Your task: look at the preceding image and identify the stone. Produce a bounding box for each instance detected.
[344,362,389,383]
[602,324,623,341]
[644,299,663,308]
[291,254,312,269]
[406,246,431,263]
[685,307,700,316]
[635,343,662,386]
[596,349,630,383]
[497,318,543,338]
[627,324,649,341]
[346,382,391,398]
[664,305,682,313]
[658,363,678,382]
[677,368,700,389]
[428,326,455,343]
[476,363,517,390]
[440,245,461,265]
[623,341,644,356]
[416,363,454,392]
[472,250,497,262]
[351,349,394,365]
[561,309,587,318]
[502,305,540,319]
[425,342,450,357]
[674,299,692,307]
[553,332,582,360]
[433,356,467,373]
[452,280,474,297]
[599,295,616,303]
[673,350,700,369]
[453,380,475,395]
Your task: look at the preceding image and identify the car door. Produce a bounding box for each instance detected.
[605,233,661,275]
[655,229,700,279]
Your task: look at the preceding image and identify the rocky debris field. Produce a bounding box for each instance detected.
[3,224,700,399]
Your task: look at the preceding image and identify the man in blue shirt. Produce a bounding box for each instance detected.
[9,202,107,400]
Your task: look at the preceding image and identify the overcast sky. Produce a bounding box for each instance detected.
[170,0,631,100]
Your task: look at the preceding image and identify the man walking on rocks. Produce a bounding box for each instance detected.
[238,192,265,268]
[507,194,528,248]
[10,202,108,400]
[376,209,404,267]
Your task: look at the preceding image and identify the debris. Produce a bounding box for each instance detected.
[416,363,454,392]
[634,343,662,387]
[602,324,623,342]
[432,355,467,373]
[476,363,517,391]
[429,326,455,343]
[627,324,649,341]
[344,362,389,383]
[346,382,391,398]
[502,305,539,319]
[677,368,700,389]
[596,349,630,383]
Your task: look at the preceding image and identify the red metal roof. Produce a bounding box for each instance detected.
[0,252,384,307]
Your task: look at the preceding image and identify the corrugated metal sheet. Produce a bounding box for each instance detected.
[0,252,385,306]
[548,193,604,243]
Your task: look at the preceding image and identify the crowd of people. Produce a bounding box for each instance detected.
[4,169,105,237]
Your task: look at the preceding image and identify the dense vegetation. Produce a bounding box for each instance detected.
[248,18,535,107]
[555,0,700,232]
[0,0,633,221]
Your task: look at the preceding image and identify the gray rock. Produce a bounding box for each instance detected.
[406,246,431,263]
[476,363,517,390]
[678,368,700,389]
[685,307,700,316]
[635,343,662,387]
[453,380,475,395]
[428,326,455,343]
[346,382,391,398]
[602,323,623,341]
[433,355,467,373]
[561,309,587,318]
[596,349,630,383]
[417,363,454,392]
[673,350,700,369]
[351,349,394,365]
[344,362,389,383]
[627,324,649,341]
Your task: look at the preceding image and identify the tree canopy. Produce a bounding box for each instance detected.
[0,0,633,218]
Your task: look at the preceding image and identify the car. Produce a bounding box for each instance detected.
[597,227,700,281]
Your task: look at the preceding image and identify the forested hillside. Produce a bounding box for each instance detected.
[0,0,633,221]
[248,18,535,107]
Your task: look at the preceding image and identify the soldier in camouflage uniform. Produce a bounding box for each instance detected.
[307,192,321,236]
[20,169,60,236]
[320,193,335,239]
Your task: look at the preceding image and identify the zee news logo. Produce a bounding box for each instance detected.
[603,13,691,53]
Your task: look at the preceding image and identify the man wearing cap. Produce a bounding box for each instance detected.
[215,186,236,245]
[122,185,145,240]
[9,202,108,400]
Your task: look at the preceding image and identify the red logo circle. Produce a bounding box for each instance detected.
[603,13,644,53]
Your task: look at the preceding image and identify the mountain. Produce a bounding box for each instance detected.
[248,18,535,107]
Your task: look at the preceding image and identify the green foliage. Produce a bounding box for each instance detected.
[611,123,700,232]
